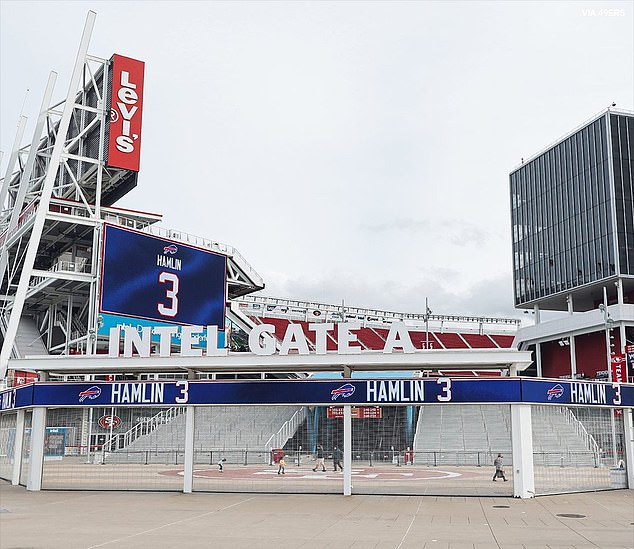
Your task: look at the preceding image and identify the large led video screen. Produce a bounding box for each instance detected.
[100,225,227,328]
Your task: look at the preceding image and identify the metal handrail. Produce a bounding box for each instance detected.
[560,407,601,463]
[142,225,264,287]
[238,294,521,329]
[102,407,185,453]
[264,407,305,451]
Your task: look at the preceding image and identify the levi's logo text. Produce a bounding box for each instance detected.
[547,384,564,400]
[78,386,102,402]
[331,383,355,400]
[107,54,145,171]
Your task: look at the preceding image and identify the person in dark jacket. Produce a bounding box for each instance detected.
[492,454,507,481]
[332,446,343,472]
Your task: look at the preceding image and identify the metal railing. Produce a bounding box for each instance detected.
[532,451,602,468]
[102,407,185,454]
[142,225,263,287]
[559,407,601,464]
[238,294,520,331]
[265,407,305,452]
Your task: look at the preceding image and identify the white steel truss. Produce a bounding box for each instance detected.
[0,12,264,381]
[0,11,129,377]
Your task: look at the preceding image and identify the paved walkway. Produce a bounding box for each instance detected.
[1,482,632,548]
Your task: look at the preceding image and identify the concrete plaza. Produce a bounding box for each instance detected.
[1,481,632,548]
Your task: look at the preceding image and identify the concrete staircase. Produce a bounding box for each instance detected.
[105,405,301,463]
[14,316,49,358]
[413,404,599,467]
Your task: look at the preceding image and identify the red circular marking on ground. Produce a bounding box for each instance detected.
[158,465,483,481]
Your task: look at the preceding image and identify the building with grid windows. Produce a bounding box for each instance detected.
[511,108,634,381]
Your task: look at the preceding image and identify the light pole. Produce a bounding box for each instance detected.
[599,296,618,466]
[424,298,431,349]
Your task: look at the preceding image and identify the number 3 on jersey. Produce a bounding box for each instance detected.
[158,272,179,317]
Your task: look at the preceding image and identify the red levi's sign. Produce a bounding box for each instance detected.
[107,54,145,171]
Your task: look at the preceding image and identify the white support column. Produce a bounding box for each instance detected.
[11,409,26,485]
[183,407,195,493]
[4,73,57,231]
[0,11,96,379]
[623,408,633,490]
[0,115,27,210]
[569,335,577,379]
[511,404,535,498]
[343,405,352,496]
[27,407,47,491]
[533,305,540,324]
[535,343,542,377]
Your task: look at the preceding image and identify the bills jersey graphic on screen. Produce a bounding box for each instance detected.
[100,225,226,329]
[156,245,182,271]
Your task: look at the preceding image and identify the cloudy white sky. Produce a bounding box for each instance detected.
[1,1,632,319]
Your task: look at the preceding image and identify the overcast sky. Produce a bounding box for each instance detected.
[1,1,632,319]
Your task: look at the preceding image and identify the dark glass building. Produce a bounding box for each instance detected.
[510,110,634,311]
[510,108,633,382]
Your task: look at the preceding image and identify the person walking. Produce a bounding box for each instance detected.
[332,446,343,472]
[492,453,508,481]
[312,444,326,472]
[277,455,286,475]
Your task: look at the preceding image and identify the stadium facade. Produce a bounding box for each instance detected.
[511,109,634,382]
[0,12,632,499]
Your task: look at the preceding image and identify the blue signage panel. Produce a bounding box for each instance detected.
[24,378,527,408]
[520,379,627,407]
[0,384,34,411]
[2,379,632,410]
[100,225,227,328]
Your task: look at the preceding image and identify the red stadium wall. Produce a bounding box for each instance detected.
[540,330,620,380]
[574,331,611,379]
[541,340,572,378]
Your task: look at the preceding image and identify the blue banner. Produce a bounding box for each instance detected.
[521,379,629,407]
[0,384,34,411]
[1,378,631,410]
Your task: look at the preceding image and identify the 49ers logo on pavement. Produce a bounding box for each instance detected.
[107,54,145,172]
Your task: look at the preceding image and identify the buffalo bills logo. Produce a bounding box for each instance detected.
[163,244,178,255]
[331,383,355,401]
[79,386,101,403]
[547,384,564,400]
